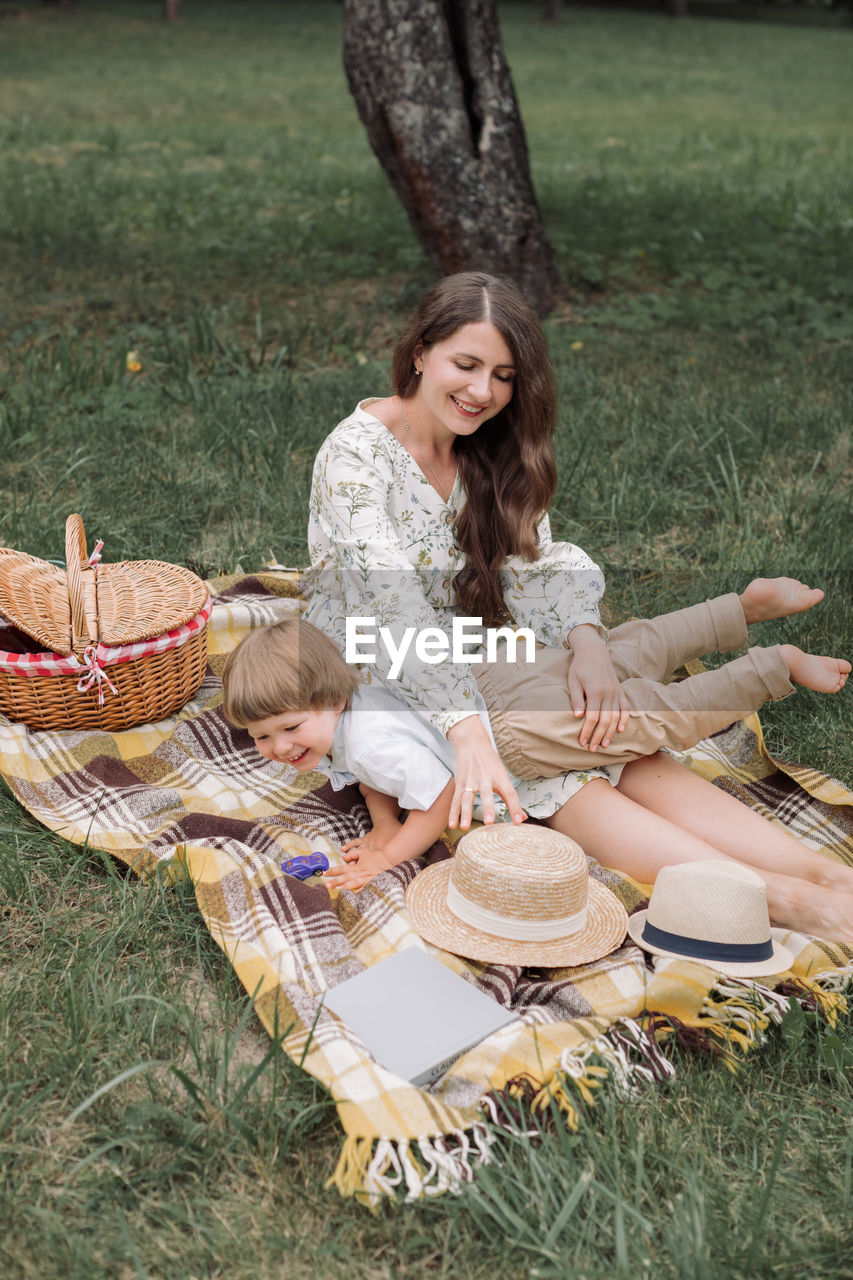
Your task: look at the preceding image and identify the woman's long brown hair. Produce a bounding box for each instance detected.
[392,273,557,626]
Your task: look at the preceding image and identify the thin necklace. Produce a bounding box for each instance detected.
[401,413,456,503]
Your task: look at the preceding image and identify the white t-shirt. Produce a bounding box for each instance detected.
[318,683,497,812]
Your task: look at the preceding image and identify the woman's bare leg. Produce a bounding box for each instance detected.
[544,775,853,941]
[615,753,853,893]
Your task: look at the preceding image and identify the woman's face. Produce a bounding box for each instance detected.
[413,321,515,439]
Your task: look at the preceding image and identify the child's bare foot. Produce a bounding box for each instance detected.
[740,577,824,624]
[781,645,850,693]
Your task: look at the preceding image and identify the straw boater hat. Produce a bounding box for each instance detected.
[626,860,794,978]
[405,825,628,966]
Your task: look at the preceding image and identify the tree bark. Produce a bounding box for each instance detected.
[164,0,180,19]
[343,0,559,316]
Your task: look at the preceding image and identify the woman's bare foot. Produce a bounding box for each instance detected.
[781,644,850,693]
[768,876,853,942]
[804,854,853,897]
[740,576,824,624]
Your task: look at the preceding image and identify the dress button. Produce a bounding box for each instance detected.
[444,511,453,525]
[562,639,572,650]
[448,546,458,558]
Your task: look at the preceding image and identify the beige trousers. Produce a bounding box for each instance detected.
[474,593,793,781]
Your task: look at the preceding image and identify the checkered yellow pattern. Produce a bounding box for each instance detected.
[0,574,850,1203]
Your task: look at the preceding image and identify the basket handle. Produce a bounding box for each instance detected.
[65,513,97,654]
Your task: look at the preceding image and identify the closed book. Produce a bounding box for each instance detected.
[323,946,518,1087]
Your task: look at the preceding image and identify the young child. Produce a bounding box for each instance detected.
[221,579,849,893]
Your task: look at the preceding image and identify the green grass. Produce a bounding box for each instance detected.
[2,811,851,1280]
[1,3,852,1276]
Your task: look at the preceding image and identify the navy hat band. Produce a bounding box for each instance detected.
[642,920,774,963]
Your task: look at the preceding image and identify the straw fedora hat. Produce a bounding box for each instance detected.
[405,825,628,966]
[626,860,794,978]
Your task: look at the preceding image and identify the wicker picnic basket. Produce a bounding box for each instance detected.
[0,514,211,732]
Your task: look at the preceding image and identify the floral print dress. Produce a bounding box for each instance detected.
[304,400,623,818]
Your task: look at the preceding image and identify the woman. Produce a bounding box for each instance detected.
[304,272,853,940]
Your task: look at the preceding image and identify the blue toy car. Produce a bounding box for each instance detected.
[280,852,329,880]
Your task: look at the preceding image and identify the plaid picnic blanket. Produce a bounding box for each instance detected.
[1,573,851,1204]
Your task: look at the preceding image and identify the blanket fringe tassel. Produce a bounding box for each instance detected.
[329,1017,670,1203]
[482,1017,677,1139]
[556,1016,677,1100]
[328,1123,494,1207]
[328,967,853,1204]
[648,962,853,1067]
[791,957,853,1011]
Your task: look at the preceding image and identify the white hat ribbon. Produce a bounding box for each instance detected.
[447,881,587,942]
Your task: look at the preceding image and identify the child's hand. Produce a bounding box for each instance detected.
[340,822,401,855]
[566,629,630,751]
[323,843,395,893]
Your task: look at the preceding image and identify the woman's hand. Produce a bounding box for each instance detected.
[566,625,630,751]
[446,714,526,830]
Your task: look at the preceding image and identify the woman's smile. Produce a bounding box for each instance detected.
[449,394,488,418]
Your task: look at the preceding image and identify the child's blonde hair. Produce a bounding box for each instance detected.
[222,618,359,728]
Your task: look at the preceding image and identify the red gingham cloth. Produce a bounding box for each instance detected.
[0,596,212,677]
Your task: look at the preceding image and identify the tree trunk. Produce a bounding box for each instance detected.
[542,0,563,22]
[164,0,180,19]
[343,0,559,316]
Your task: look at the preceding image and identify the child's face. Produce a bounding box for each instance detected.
[246,702,344,772]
